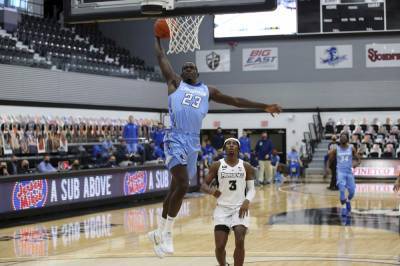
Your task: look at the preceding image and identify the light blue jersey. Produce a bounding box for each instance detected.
[336,144,356,209]
[168,81,209,134]
[336,145,353,173]
[164,81,209,178]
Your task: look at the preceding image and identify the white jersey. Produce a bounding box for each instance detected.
[216,158,247,207]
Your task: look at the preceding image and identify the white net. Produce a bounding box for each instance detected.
[165,15,204,54]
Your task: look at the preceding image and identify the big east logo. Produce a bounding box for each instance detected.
[12,180,48,210]
[124,171,147,195]
[245,49,277,66]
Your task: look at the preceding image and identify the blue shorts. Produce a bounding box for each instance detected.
[164,131,200,179]
[337,171,356,190]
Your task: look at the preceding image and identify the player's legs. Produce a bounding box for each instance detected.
[258,160,266,184]
[167,164,189,216]
[337,171,348,216]
[161,176,177,219]
[214,225,230,266]
[232,225,247,266]
[345,173,356,214]
[265,160,273,184]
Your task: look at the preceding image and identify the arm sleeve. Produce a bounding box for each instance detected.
[245,180,255,202]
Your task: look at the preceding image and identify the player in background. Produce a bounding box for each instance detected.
[328,133,360,217]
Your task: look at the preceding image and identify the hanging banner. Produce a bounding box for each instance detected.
[196,49,230,72]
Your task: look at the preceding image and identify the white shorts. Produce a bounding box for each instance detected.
[213,205,250,229]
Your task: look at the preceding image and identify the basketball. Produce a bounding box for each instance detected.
[154,19,170,39]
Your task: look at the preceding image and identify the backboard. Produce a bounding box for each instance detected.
[64,0,277,23]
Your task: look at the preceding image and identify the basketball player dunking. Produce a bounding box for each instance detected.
[328,133,361,217]
[201,138,255,266]
[147,34,281,258]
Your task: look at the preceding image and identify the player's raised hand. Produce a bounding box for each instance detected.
[264,104,282,117]
[239,200,250,218]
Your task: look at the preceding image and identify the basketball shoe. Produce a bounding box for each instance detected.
[161,231,174,254]
[147,230,165,258]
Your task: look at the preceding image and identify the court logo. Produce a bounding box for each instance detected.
[124,171,147,195]
[242,48,278,71]
[315,45,353,69]
[12,179,48,210]
[206,51,220,70]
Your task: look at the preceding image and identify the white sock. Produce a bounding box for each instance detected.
[158,217,166,234]
[164,215,175,233]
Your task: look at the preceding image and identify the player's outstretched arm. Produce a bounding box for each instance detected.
[209,86,282,117]
[154,37,181,93]
[200,161,221,198]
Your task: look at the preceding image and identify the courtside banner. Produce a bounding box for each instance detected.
[315,45,353,69]
[353,159,400,179]
[366,43,400,68]
[196,49,230,72]
[242,48,278,71]
[0,167,198,214]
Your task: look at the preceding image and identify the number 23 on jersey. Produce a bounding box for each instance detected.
[182,93,202,108]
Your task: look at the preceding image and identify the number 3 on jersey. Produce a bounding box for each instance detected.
[229,180,237,191]
[182,93,202,108]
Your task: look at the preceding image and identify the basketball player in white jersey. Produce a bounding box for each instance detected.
[201,138,255,266]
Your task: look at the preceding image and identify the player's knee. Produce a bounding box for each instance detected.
[176,179,189,193]
[348,188,355,200]
[235,238,245,249]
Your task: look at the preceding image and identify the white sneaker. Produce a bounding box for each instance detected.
[161,231,174,254]
[147,230,165,258]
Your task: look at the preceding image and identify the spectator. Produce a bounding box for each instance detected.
[287,146,301,178]
[358,143,369,158]
[370,144,381,158]
[20,160,32,174]
[102,135,115,154]
[104,155,118,168]
[69,160,81,171]
[270,148,280,178]
[123,115,139,154]
[151,122,165,147]
[202,139,217,166]
[7,155,19,175]
[211,127,224,151]
[352,125,364,135]
[0,162,9,176]
[390,126,399,136]
[119,154,133,167]
[383,144,394,158]
[386,134,398,145]
[153,142,165,161]
[116,138,129,163]
[38,155,57,173]
[255,132,274,185]
[239,131,251,158]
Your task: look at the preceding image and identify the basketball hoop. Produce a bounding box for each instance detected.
[165,15,204,54]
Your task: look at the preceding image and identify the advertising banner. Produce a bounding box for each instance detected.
[0,167,197,214]
[353,159,400,179]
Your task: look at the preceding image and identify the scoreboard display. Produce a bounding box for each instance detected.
[298,0,400,34]
[322,0,384,32]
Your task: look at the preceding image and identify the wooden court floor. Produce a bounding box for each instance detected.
[0,182,399,265]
